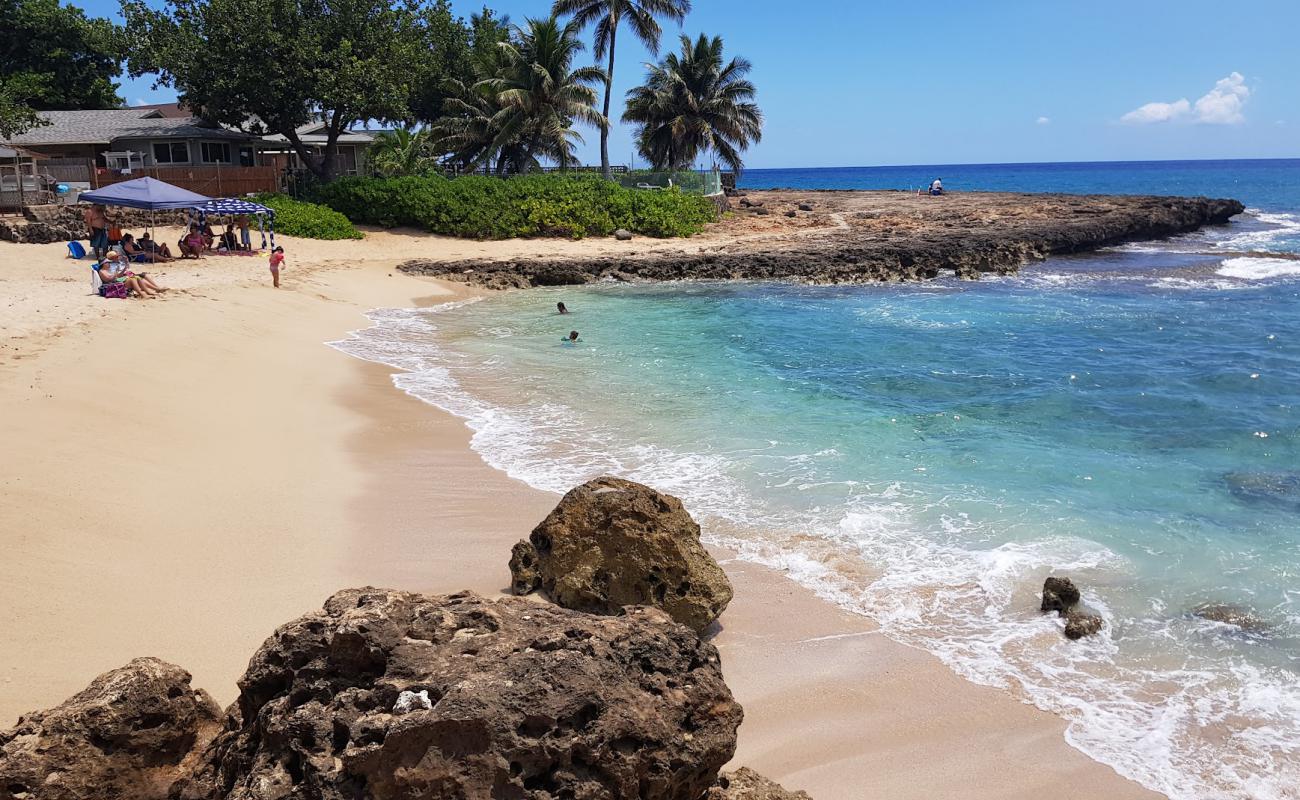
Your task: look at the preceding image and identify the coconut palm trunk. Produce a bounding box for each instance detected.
[600,18,616,179]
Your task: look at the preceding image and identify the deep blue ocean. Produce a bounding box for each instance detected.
[336,160,1300,800]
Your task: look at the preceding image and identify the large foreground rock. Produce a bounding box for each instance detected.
[706,768,813,799]
[509,477,733,632]
[0,657,221,800]
[176,588,743,800]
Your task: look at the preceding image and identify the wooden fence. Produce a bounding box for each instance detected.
[92,165,280,196]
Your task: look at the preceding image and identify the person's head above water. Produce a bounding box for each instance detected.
[568,330,579,341]
[557,301,568,314]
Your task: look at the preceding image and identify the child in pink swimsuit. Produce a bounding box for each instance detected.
[269,246,284,288]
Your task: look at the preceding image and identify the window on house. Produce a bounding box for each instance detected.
[201,142,232,163]
[239,146,255,167]
[152,142,189,164]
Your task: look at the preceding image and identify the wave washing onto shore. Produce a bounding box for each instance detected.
[331,199,1300,800]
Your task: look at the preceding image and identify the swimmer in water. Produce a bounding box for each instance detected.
[557,301,569,314]
[563,330,581,344]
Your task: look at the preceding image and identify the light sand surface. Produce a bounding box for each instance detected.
[0,233,1161,799]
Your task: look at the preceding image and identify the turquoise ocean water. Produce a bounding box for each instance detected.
[334,160,1300,800]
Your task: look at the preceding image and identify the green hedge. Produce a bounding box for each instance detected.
[254,194,364,240]
[311,175,716,239]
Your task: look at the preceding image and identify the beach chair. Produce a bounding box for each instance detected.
[89,263,103,294]
[67,241,87,260]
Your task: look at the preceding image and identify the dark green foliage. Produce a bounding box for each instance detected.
[623,33,762,175]
[0,0,125,136]
[123,0,427,181]
[314,175,714,239]
[255,194,364,240]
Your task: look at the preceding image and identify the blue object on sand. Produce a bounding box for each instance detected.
[67,241,87,259]
[56,183,70,194]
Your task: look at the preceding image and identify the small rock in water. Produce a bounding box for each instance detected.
[1191,603,1271,634]
[1064,610,1104,640]
[1224,471,1300,512]
[393,689,433,713]
[1040,576,1081,613]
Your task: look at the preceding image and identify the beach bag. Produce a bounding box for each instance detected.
[99,281,129,299]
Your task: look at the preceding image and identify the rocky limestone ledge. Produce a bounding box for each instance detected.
[175,588,744,800]
[706,767,813,799]
[0,657,221,800]
[399,191,1245,287]
[510,477,734,633]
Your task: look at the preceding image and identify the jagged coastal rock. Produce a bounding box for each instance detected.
[175,588,743,800]
[401,190,1245,287]
[1040,575,1104,640]
[1040,576,1082,613]
[1191,602,1271,634]
[0,657,221,800]
[707,767,814,799]
[510,477,734,632]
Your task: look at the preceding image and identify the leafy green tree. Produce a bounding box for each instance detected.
[623,33,762,175]
[0,0,124,136]
[476,16,607,174]
[122,0,426,181]
[368,127,436,177]
[406,0,473,125]
[550,0,690,179]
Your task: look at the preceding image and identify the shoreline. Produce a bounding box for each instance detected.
[0,235,1161,798]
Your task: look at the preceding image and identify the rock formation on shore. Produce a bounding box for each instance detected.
[174,588,743,799]
[706,768,813,799]
[0,657,220,800]
[510,477,734,632]
[400,190,1245,288]
[1039,576,1104,640]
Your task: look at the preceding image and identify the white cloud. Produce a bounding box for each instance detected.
[1036,116,1051,125]
[1121,98,1190,124]
[1193,72,1249,124]
[1121,72,1251,125]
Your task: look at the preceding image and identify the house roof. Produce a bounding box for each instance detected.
[2,109,257,146]
[129,101,193,119]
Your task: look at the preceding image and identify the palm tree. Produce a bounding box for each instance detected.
[480,16,608,174]
[551,0,691,179]
[367,127,436,176]
[623,33,762,175]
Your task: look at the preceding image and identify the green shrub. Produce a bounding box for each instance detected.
[254,193,364,240]
[312,174,716,240]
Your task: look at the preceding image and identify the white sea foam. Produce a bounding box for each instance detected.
[330,300,1300,800]
[1217,256,1300,280]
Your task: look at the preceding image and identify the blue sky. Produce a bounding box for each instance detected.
[74,0,1298,168]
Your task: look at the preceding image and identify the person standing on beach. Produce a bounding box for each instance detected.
[83,204,108,259]
[268,246,285,288]
[236,214,251,250]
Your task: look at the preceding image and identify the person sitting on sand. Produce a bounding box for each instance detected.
[200,221,216,249]
[121,233,170,263]
[218,223,238,251]
[98,251,168,298]
[557,302,569,314]
[178,224,207,258]
[929,178,944,196]
[139,232,174,260]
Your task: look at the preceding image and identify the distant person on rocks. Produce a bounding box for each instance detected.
[557,302,569,314]
[269,246,285,288]
[929,178,944,196]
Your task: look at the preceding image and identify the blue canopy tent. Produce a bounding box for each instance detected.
[79,177,213,258]
[79,176,211,209]
[193,198,276,251]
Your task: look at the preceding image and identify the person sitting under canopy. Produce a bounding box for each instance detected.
[121,233,172,263]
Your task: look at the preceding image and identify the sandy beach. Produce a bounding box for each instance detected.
[0,229,1162,799]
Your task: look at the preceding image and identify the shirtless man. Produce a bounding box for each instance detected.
[83,203,109,259]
